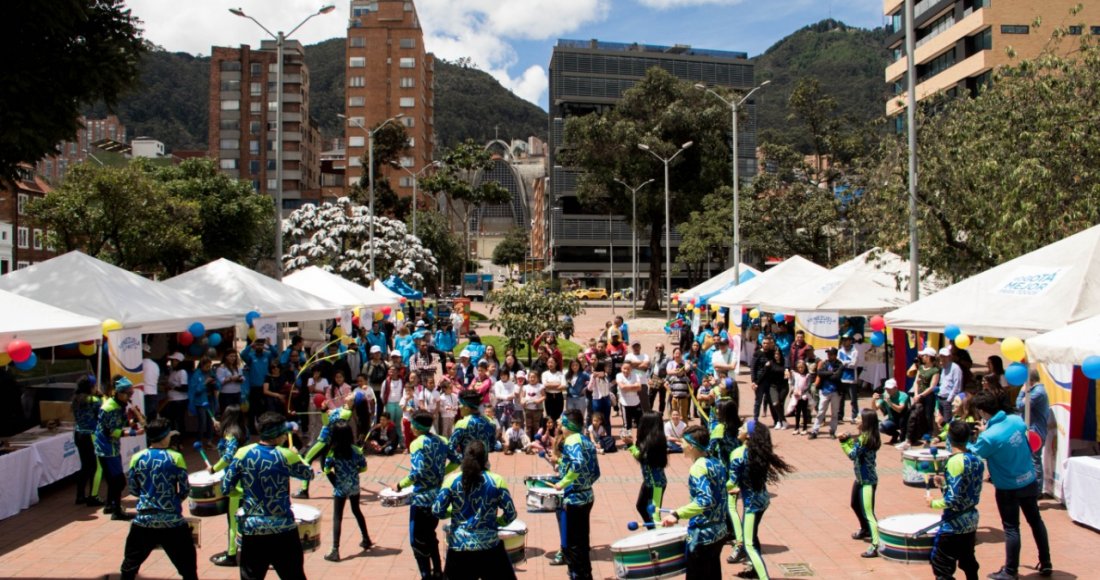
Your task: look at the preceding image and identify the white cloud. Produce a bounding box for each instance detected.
[634,0,744,8]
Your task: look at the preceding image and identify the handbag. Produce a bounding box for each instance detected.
[784,390,798,415]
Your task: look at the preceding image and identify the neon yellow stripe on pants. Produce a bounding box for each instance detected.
[652,486,664,514]
[743,511,768,580]
[227,493,241,555]
[861,484,879,547]
[727,492,743,543]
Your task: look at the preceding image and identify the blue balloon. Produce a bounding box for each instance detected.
[245,311,261,326]
[1082,355,1100,380]
[870,331,886,347]
[207,332,223,347]
[188,322,206,338]
[944,324,961,341]
[774,313,786,323]
[15,352,37,371]
[1005,362,1029,387]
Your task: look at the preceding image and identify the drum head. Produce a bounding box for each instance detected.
[610,527,688,551]
[380,487,412,498]
[188,470,223,484]
[530,487,562,497]
[902,449,939,460]
[500,519,527,534]
[879,513,940,537]
[292,504,321,522]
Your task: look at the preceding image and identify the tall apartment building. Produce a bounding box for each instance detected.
[35,115,127,184]
[547,39,756,290]
[345,0,434,199]
[208,40,321,213]
[884,0,1100,121]
[0,166,58,273]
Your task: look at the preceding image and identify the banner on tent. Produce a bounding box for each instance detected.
[108,329,145,412]
[339,310,353,336]
[1037,363,1073,499]
[254,317,278,345]
[795,311,839,352]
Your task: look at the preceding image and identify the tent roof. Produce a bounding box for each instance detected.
[283,267,397,309]
[679,263,760,305]
[0,289,103,348]
[760,249,931,316]
[164,259,341,322]
[382,275,423,300]
[0,251,238,334]
[371,280,403,302]
[709,256,828,309]
[1026,314,1100,365]
[886,224,1100,339]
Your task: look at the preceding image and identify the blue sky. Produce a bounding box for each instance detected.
[128,0,884,110]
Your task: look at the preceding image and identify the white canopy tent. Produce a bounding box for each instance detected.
[283,266,398,309]
[370,279,404,303]
[886,224,1100,338]
[709,256,828,309]
[1027,315,1100,365]
[760,249,932,316]
[163,259,341,322]
[0,252,238,334]
[678,263,761,305]
[0,289,102,348]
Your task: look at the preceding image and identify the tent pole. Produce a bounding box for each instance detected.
[96,338,103,389]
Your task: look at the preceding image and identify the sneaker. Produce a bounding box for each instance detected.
[851,530,870,541]
[549,551,566,566]
[102,503,115,515]
[360,538,373,550]
[896,442,911,451]
[793,430,803,436]
[324,549,340,562]
[293,489,309,499]
[726,545,747,564]
[807,432,818,440]
[85,497,105,507]
[111,509,133,521]
[210,552,238,567]
[1037,562,1053,577]
[778,422,787,430]
[861,546,879,558]
[736,567,760,579]
[987,568,1018,580]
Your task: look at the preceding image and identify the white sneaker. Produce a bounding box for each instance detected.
[896,442,911,451]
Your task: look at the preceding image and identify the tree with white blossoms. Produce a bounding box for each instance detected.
[282,197,437,285]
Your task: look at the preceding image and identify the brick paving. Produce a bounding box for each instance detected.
[1,305,1096,578]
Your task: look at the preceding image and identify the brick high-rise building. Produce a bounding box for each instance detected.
[345,0,434,198]
[35,115,127,184]
[0,165,59,273]
[208,40,321,213]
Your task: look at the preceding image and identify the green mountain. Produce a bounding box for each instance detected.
[751,19,890,151]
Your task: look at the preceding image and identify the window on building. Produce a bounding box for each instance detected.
[250,82,262,96]
[249,121,261,135]
[267,179,277,190]
[1092,26,1100,35]
[220,60,242,72]
[399,97,415,108]
[348,136,365,147]
[347,116,365,128]
[265,159,275,171]
[268,101,277,112]
[33,229,43,250]
[220,119,240,131]
[17,227,28,249]
[250,140,260,154]
[399,176,414,187]
[268,63,278,73]
[404,2,413,11]
[251,180,261,191]
[399,38,416,49]
[250,62,262,75]
[16,261,29,270]
[349,56,366,68]
[402,117,415,128]
[1000,25,1029,34]
[220,79,241,91]
[250,102,262,114]
[351,2,377,18]
[965,27,992,56]
[1068,25,1083,35]
[220,138,240,149]
[399,57,415,68]
[17,194,27,215]
[220,99,240,111]
[220,159,238,170]
[350,36,366,48]
[349,157,362,167]
[400,77,415,88]
[349,76,365,88]
[348,96,366,107]
[399,156,414,167]
[249,160,260,175]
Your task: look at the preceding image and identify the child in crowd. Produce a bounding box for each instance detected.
[841,409,882,558]
[437,381,459,437]
[529,417,558,454]
[790,360,813,435]
[586,412,617,454]
[484,406,503,452]
[520,372,545,439]
[503,419,531,455]
[400,384,418,453]
[367,414,398,456]
[322,420,371,561]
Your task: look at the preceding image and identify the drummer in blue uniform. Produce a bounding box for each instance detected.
[450,390,497,457]
[928,420,984,580]
[661,424,727,579]
[552,409,601,580]
[296,390,357,498]
[95,376,142,520]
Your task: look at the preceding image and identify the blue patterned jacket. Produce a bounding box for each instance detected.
[400,433,460,507]
[432,470,517,551]
[675,455,729,550]
[559,433,600,506]
[324,446,367,498]
[841,435,878,485]
[128,448,189,529]
[222,443,313,535]
[932,451,984,535]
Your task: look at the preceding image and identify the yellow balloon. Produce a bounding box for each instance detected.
[672,299,679,306]
[78,343,96,357]
[340,335,355,346]
[983,336,999,345]
[955,334,972,349]
[396,311,405,322]
[373,311,383,321]
[1001,336,1026,362]
[247,328,256,341]
[102,319,122,334]
[333,327,345,338]
[749,308,761,319]
[0,352,10,366]
[353,307,361,318]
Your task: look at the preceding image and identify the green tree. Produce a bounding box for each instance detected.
[853,27,1100,281]
[350,122,410,220]
[411,210,465,293]
[488,282,584,364]
[3,1,145,178]
[562,67,730,310]
[676,189,733,285]
[491,228,529,269]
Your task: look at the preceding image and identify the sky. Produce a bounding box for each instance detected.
[127,0,884,110]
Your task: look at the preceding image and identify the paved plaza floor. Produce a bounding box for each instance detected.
[0,306,1095,578]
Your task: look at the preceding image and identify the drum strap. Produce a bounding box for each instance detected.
[915,507,974,537]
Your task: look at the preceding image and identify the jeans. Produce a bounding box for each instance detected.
[120,524,197,580]
[843,382,860,419]
[812,392,841,435]
[768,384,789,424]
[752,384,771,421]
[993,481,1050,574]
[590,397,611,426]
[565,396,587,417]
[881,411,909,442]
[648,380,667,415]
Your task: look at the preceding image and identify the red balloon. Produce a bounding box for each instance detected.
[399,296,408,304]
[6,339,32,363]
[870,315,886,332]
[313,393,326,410]
[177,331,194,346]
[382,306,392,316]
[352,315,361,327]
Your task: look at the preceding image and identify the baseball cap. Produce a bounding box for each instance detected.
[168,352,185,361]
[416,320,426,327]
[459,350,471,359]
[631,339,641,346]
[515,370,527,379]
[919,347,937,357]
[369,345,382,354]
[114,377,134,392]
[938,347,953,357]
[826,347,839,355]
[884,379,898,390]
[389,351,402,358]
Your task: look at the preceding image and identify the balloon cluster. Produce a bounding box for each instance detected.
[1,339,36,370]
[176,321,222,356]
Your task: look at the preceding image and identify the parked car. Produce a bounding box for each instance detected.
[575,287,609,300]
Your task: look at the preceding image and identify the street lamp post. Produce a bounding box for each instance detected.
[391,160,440,239]
[695,80,770,288]
[904,0,920,302]
[614,177,654,315]
[230,5,335,279]
[338,113,405,280]
[638,141,693,319]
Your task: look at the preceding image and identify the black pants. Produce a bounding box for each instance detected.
[444,542,516,580]
[623,404,642,431]
[636,484,654,524]
[218,392,242,413]
[564,501,594,580]
[793,399,813,430]
[332,494,368,549]
[98,455,125,509]
[120,523,197,580]
[908,399,931,444]
[931,531,979,580]
[686,538,723,580]
[240,529,305,580]
[768,384,789,424]
[164,400,188,435]
[752,384,771,421]
[881,412,909,443]
[850,481,877,536]
[74,432,96,500]
[994,481,1050,575]
[411,505,442,579]
[355,403,373,443]
[545,392,564,421]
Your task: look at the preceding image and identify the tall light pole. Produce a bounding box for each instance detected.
[390,160,440,239]
[614,177,654,315]
[695,79,770,287]
[230,4,335,279]
[638,141,693,319]
[338,112,405,280]
[609,205,615,317]
[904,0,920,301]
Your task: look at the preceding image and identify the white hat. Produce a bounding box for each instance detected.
[415,320,426,327]
[884,378,898,390]
[459,350,471,359]
[389,351,402,358]
[168,352,185,361]
[919,347,937,357]
[369,345,382,354]
[938,347,953,357]
[515,370,527,379]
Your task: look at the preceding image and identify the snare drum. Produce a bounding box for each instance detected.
[879,513,940,563]
[292,504,323,552]
[901,448,946,486]
[187,470,227,517]
[526,485,562,513]
[610,527,688,579]
[499,519,528,565]
[380,487,413,508]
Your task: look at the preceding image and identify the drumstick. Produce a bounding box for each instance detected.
[627,521,657,531]
[646,505,674,515]
[926,447,940,500]
[192,441,213,470]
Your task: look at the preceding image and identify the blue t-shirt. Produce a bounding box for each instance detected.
[968,411,1036,490]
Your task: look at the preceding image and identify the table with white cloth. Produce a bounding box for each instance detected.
[1063,455,1100,530]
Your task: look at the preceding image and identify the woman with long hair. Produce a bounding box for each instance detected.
[903,347,941,450]
[660,424,727,579]
[71,375,103,506]
[842,409,882,559]
[431,440,518,579]
[483,345,501,379]
[542,357,566,421]
[564,358,590,417]
[730,420,795,578]
[216,351,245,411]
[209,405,246,567]
[629,411,668,524]
[707,399,745,565]
[323,420,371,561]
